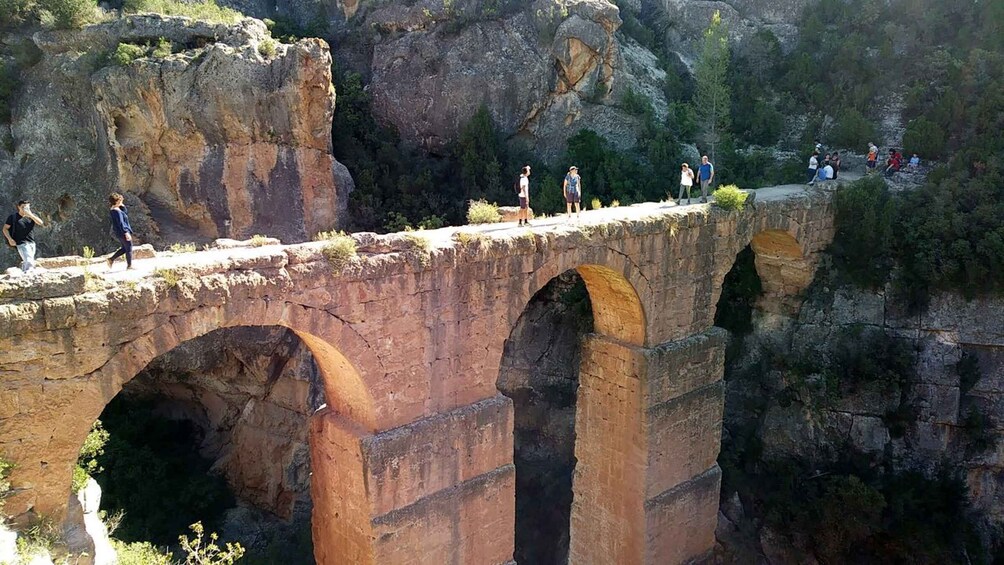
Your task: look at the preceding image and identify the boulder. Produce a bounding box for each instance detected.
[2,15,352,257]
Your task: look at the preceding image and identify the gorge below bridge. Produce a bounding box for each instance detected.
[0,184,838,564]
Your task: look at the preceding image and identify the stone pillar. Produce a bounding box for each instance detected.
[569,329,726,565]
[310,396,516,565]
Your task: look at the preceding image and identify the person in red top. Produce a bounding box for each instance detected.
[884,149,902,177]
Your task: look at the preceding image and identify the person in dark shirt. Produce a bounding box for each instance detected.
[3,200,45,273]
[107,193,134,270]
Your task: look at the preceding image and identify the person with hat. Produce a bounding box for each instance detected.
[563,165,582,222]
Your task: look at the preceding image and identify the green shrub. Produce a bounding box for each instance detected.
[122,0,243,23]
[466,199,501,224]
[963,407,997,455]
[317,231,357,272]
[37,0,96,28]
[72,420,109,493]
[111,539,173,565]
[418,215,445,229]
[590,197,602,210]
[0,457,13,511]
[257,38,277,58]
[830,108,877,149]
[179,521,245,565]
[151,37,172,58]
[902,117,946,160]
[169,242,197,253]
[154,267,180,287]
[248,234,270,247]
[621,86,651,116]
[111,43,147,66]
[830,176,896,288]
[16,517,60,560]
[712,184,748,211]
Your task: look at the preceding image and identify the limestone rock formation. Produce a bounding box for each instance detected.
[335,0,669,159]
[1,15,350,257]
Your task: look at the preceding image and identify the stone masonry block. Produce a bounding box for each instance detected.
[371,465,515,565]
[645,382,724,499]
[361,395,513,516]
[644,328,727,407]
[644,465,721,565]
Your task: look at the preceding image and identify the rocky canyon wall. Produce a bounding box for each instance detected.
[717,258,1004,562]
[0,15,351,257]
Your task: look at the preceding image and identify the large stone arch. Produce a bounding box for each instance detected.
[497,248,654,564]
[42,299,385,564]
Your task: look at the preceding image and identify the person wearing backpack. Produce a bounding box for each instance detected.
[516,165,531,227]
[563,165,582,222]
[3,200,45,273]
[107,192,134,270]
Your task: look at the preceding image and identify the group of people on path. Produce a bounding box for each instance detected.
[3,193,135,274]
[516,164,587,226]
[866,142,919,177]
[515,154,717,227]
[807,142,841,185]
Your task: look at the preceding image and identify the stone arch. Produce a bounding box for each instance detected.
[519,253,648,346]
[713,228,816,325]
[498,255,649,565]
[748,228,815,318]
[58,300,382,563]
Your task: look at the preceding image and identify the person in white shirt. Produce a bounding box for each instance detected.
[677,163,696,204]
[807,151,819,184]
[823,163,834,180]
[518,165,531,227]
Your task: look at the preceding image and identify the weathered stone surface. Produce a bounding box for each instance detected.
[339,0,667,159]
[1,15,350,258]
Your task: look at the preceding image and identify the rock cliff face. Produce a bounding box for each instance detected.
[334,0,669,159]
[717,259,1004,562]
[1,15,350,256]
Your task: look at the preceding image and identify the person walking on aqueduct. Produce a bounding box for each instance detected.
[698,155,714,203]
[517,165,531,227]
[107,193,134,270]
[678,163,696,204]
[3,199,45,273]
[563,165,582,222]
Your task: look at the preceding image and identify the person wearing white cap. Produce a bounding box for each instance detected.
[563,166,582,222]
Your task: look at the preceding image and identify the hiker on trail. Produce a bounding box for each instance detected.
[107,193,134,270]
[517,165,531,227]
[563,166,582,222]
[807,151,819,184]
[908,153,920,171]
[866,143,879,174]
[697,156,714,203]
[831,152,842,179]
[678,163,696,204]
[3,200,44,273]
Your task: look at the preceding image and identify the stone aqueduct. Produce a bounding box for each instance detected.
[0,189,835,563]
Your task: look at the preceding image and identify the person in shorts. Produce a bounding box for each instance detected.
[563,166,582,222]
[518,165,531,227]
[866,143,878,174]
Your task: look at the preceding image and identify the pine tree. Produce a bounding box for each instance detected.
[692,11,731,164]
